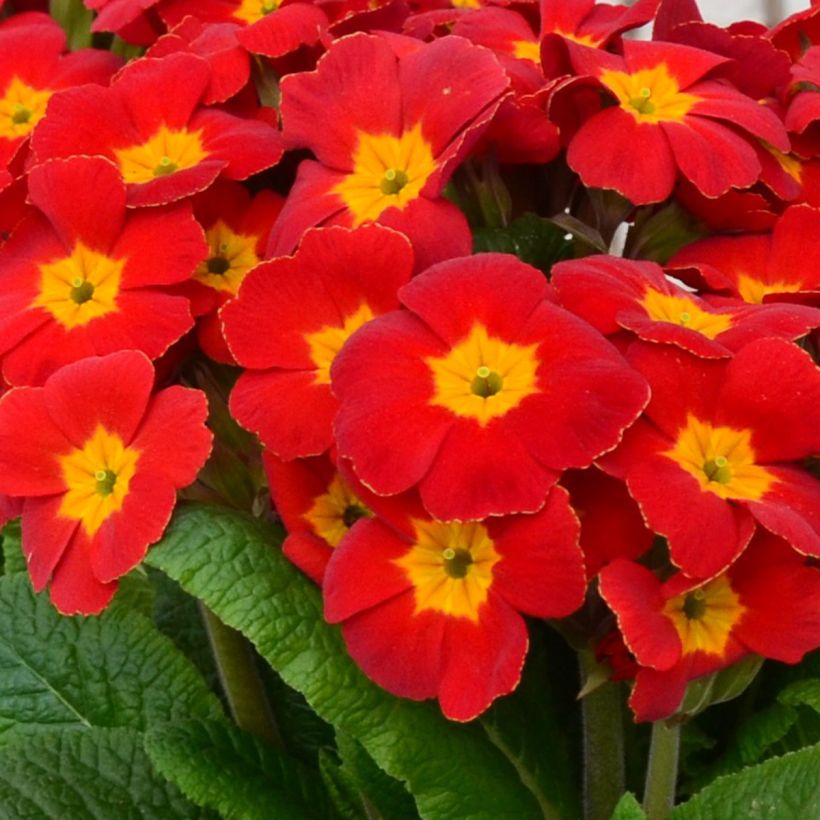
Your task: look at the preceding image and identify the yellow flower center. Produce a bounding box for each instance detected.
[58,425,140,536]
[394,519,501,622]
[303,474,372,548]
[195,221,260,295]
[640,289,733,339]
[512,40,541,64]
[426,324,540,425]
[233,0,279,23]
[664,415,774,501]
[599,64,699,124]
[735,274,801,305]
[333,124,438,226]
[554,30,603,47]
[451,0,480,8]
[33,242,123,329]
[662,575,746,657]
[114,124,208,184]
[764,143,803,183]
[0,77,52,139]
[305,303,375,385]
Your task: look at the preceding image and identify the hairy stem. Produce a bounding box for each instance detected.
[200,602,282,747]
[580,652,626,820]
[643,720,681,820]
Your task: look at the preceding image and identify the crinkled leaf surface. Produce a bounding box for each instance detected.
[145,718,337,820]
[146,504,544,820]
[0,727,212,819]
[672,744,820,820]
[0,574,223,744]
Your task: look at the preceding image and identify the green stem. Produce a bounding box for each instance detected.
[200,602,282,747]
[642,720,681,820]
[49,0,93,50]
[580,652,626,820]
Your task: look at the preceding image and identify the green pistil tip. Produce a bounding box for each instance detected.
[628,89,656,115]
[206,256,231,275]
[639,87,652,98]
[11,104,30,125]
[380,167,409,195]
[153,156,178,177]
[679,312,691,324]
[95,469,117,497]
[443,547,473,579]
[683,590,707,620]
[471,366,503,398]
[70,279,95,305]
[262,0,276,10]
[703,456,732,485]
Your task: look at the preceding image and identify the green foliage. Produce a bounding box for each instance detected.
[0,573,223,745]
[610,792,646,820]
[145,718,336,819]
[146,503,545,820]
[671,744,820,820]
[0,520,24,576]
[473,212,574,274]
[0,727,211,818]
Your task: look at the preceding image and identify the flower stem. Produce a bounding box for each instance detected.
[200,602,282,747]
[580,652,625,820]
[642,720,681,820]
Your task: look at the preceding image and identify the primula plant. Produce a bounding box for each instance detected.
[1,0,820,818]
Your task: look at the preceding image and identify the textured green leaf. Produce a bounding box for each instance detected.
[0,727,210,819]
[146,718,336,820]
[0,574,223,744]
[320,748,367,820]
[335,731,419,820]
[610,792,646,820]
[0,520,24,576]
[146,504,544,820]
[778,679,820,714]
[473,213,574,273]
[480,625,579,820]
[672,744,820,820]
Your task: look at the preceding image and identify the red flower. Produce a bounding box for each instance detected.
[332,253,648,521]
[264,451,379,584]
[552,255,820,358]
[31,52,284,207]
[324,484,586,720]
[269,32,509,270]
[669,205,820,304]
[0,156,206,386]
[186,180,283,363]
[600,531,820,721]
[224,224,414,459]
[0,14,120,186]
[602,340,820,579]
[561,467,654,578]
[0,351,212,614]
[552,40,788,204]
[158,0,329,60]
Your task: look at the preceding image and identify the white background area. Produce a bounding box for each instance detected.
[674,0,807,26]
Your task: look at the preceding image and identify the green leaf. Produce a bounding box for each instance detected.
[610,792,646,820]
[110,567,155,618]
[320,748,368,820]
[0,727,211,818]
[146,718,336,820]
[671,744,820,820]
[480,625,579,820]
[0,574,223,744]
[778,679,820,714]
[335,732,419,820]
[473,212,574,273]
[1,520,24,576]
[146,504,544,820]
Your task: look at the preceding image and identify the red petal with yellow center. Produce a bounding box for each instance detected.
[731,531,820,663]
[237,4,328,59]
[22,494,80,591]
[93,471,177,583]
[48,528,117,616]
[0,388,72,496]
[599,560,682,670]
[42,350,154,448]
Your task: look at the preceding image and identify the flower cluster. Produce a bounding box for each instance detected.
[0,0,819,726]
